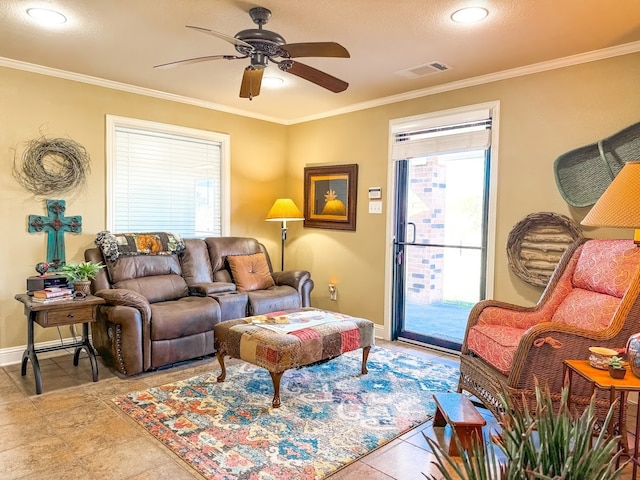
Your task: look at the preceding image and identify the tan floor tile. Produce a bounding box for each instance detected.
[361,440,441,480]
[80,436,180,480]
[127,461,203,479]
[0,419,56,452]
[328,462,394,479]
[0,434,76,479]
[15,460,94,480]
[0,400,40,427]
[29,387,100,414]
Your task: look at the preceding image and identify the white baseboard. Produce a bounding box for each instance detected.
[0,324,386,367]
[0,338,87,367]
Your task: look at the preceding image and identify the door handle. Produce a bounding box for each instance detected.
[407,222,417,244]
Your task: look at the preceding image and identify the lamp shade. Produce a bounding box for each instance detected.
[265,198,304,221]
[581,161,640,228]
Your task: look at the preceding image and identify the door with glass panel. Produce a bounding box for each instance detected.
[392,120,491,351]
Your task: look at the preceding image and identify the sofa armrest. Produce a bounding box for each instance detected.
[272,270,310,289]
[189,282,237,296]
[94,288,152,321]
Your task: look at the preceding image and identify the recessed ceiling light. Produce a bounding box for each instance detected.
[263,76,284,87]
[451,7,488,23]
[26,8,67,24]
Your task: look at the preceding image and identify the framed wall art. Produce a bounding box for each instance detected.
[303,164,358,230]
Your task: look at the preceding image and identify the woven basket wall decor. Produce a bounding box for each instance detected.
[506,212,583,287]
[553,120,640,207]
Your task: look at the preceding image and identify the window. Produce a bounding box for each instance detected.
[106,115,230,237]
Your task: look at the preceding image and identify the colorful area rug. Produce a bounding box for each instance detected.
[112,347,459,479]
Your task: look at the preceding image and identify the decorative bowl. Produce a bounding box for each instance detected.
[588,346,618,370]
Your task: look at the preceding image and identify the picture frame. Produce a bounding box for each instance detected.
[304,164,358,231]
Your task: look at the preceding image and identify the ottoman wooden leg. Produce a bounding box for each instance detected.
[269,371,284,408]
[361,345,371,375]
[216,351,227,383]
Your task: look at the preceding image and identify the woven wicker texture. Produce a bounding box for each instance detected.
[458,238,640,436]
[554,120,640,207]
[507,212,583,287]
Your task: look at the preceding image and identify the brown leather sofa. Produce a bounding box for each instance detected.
[85,234,314,376]
[180,237,314,320]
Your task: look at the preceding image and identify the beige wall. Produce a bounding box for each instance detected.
[0,66,288,350]
[287,52,640,327]
[1,51,639,351]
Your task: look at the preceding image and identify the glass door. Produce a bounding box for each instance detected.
[392,149,489,351]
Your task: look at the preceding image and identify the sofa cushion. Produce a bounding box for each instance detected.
[227,253,275,292]
[247,286,301,315]
[114,274,189,303]
[150,296,219,341]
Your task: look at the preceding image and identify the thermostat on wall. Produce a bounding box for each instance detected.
[368,187,382,199]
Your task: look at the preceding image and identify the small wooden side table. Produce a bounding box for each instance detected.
[14,293,105,394]
[563,359,640,479]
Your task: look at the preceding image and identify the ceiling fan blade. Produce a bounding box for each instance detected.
[239,67,264,99]
[186,25,254,49]
[285,61,348,93]
[154,55,241,69]
[281,42,350,58]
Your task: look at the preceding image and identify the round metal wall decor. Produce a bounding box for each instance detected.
[506,212,583,287]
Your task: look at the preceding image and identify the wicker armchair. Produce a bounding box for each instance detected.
[458,238,640,426]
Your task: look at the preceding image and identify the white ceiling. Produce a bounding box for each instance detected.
[2,0,640,124]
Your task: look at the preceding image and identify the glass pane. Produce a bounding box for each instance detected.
[400,149,486,348]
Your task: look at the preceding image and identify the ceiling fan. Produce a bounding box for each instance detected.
[154,7,350,100]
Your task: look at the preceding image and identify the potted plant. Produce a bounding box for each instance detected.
[60,261,104,295]
[424,384,626,479]
[608,356,627,379]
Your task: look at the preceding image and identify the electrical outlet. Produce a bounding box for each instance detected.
[328,283,337,301]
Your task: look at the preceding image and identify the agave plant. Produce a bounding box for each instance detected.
[424,383,626,480]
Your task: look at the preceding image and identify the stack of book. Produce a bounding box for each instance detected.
[31,287,74,303]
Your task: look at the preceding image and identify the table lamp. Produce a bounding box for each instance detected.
[265,198,304,271]
[581,160,640,378]
[581,160,640,245]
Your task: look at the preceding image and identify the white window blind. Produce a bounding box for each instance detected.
[391,109,492,160]
[106,115,230,237]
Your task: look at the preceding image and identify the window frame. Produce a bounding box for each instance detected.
[105,114,230,237]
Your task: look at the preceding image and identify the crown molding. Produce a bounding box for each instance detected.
[0,57,283,124]
[2,39,639,126]
[289,40,640,125]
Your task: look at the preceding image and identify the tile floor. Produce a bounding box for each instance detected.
[0,339,635,479]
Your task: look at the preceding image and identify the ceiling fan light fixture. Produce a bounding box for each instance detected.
[263,76,285,87]
[451,7,488,23]
[26,7,67,24]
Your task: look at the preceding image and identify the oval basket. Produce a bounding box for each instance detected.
[506,212,583,287]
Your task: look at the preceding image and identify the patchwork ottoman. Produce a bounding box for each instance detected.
[214,307,375,407]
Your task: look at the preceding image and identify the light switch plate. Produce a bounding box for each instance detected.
[369,201,383,214]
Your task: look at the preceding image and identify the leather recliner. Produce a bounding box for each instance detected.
[180,237,314,320]
[85,246,220,376]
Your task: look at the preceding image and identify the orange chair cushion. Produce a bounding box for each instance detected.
[466,325,526,375]
[551,288,622,330]
[573,239,640,298]
[227,253,275,292]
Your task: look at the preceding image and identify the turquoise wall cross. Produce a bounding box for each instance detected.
[28,199,82,269]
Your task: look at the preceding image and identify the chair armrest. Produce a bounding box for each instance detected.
[188,282,236,296]
[507,321,628,391]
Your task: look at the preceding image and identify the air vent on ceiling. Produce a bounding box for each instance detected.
[396,61,452,79]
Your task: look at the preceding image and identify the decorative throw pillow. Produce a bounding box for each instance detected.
[227,253,275,292]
